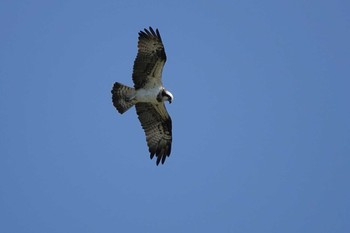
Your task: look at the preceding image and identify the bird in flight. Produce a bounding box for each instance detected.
[111,27,173,165]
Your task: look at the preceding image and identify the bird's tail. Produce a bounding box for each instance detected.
[111,82,137,114]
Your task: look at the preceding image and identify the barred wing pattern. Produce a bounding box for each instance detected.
[132,27,167,89]
[135,102,172,165]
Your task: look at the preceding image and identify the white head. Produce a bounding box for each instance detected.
[158,88,173,103]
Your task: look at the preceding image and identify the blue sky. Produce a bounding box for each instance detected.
[1,0,349,232]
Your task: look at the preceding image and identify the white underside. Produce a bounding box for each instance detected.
[135,85,163,103]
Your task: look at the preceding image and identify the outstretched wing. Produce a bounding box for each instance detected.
[132,27,167,89]
[135,103,172,165]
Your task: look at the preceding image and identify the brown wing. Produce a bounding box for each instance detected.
[135,102,172,165]
[132,27,167,89]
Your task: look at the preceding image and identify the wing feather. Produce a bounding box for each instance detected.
[135,103,172,165]
[132,27,167,89]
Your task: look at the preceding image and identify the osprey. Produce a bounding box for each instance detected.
[111,27,173,165]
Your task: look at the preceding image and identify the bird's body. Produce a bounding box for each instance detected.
[135,86,163,103]
[111,27,173,165]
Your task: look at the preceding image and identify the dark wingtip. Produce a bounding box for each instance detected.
[149,27,155,35]
[155,28,162,42]
[150,151,167,166]
[167,143,172,156]
[161,155,166,164]
[156,156,161,166]
[152,144,171,166]
[138,27,162,41]
[144,28,150,35]
[150,151,155,159]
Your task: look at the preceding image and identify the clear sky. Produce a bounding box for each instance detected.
[1,0,349,232]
